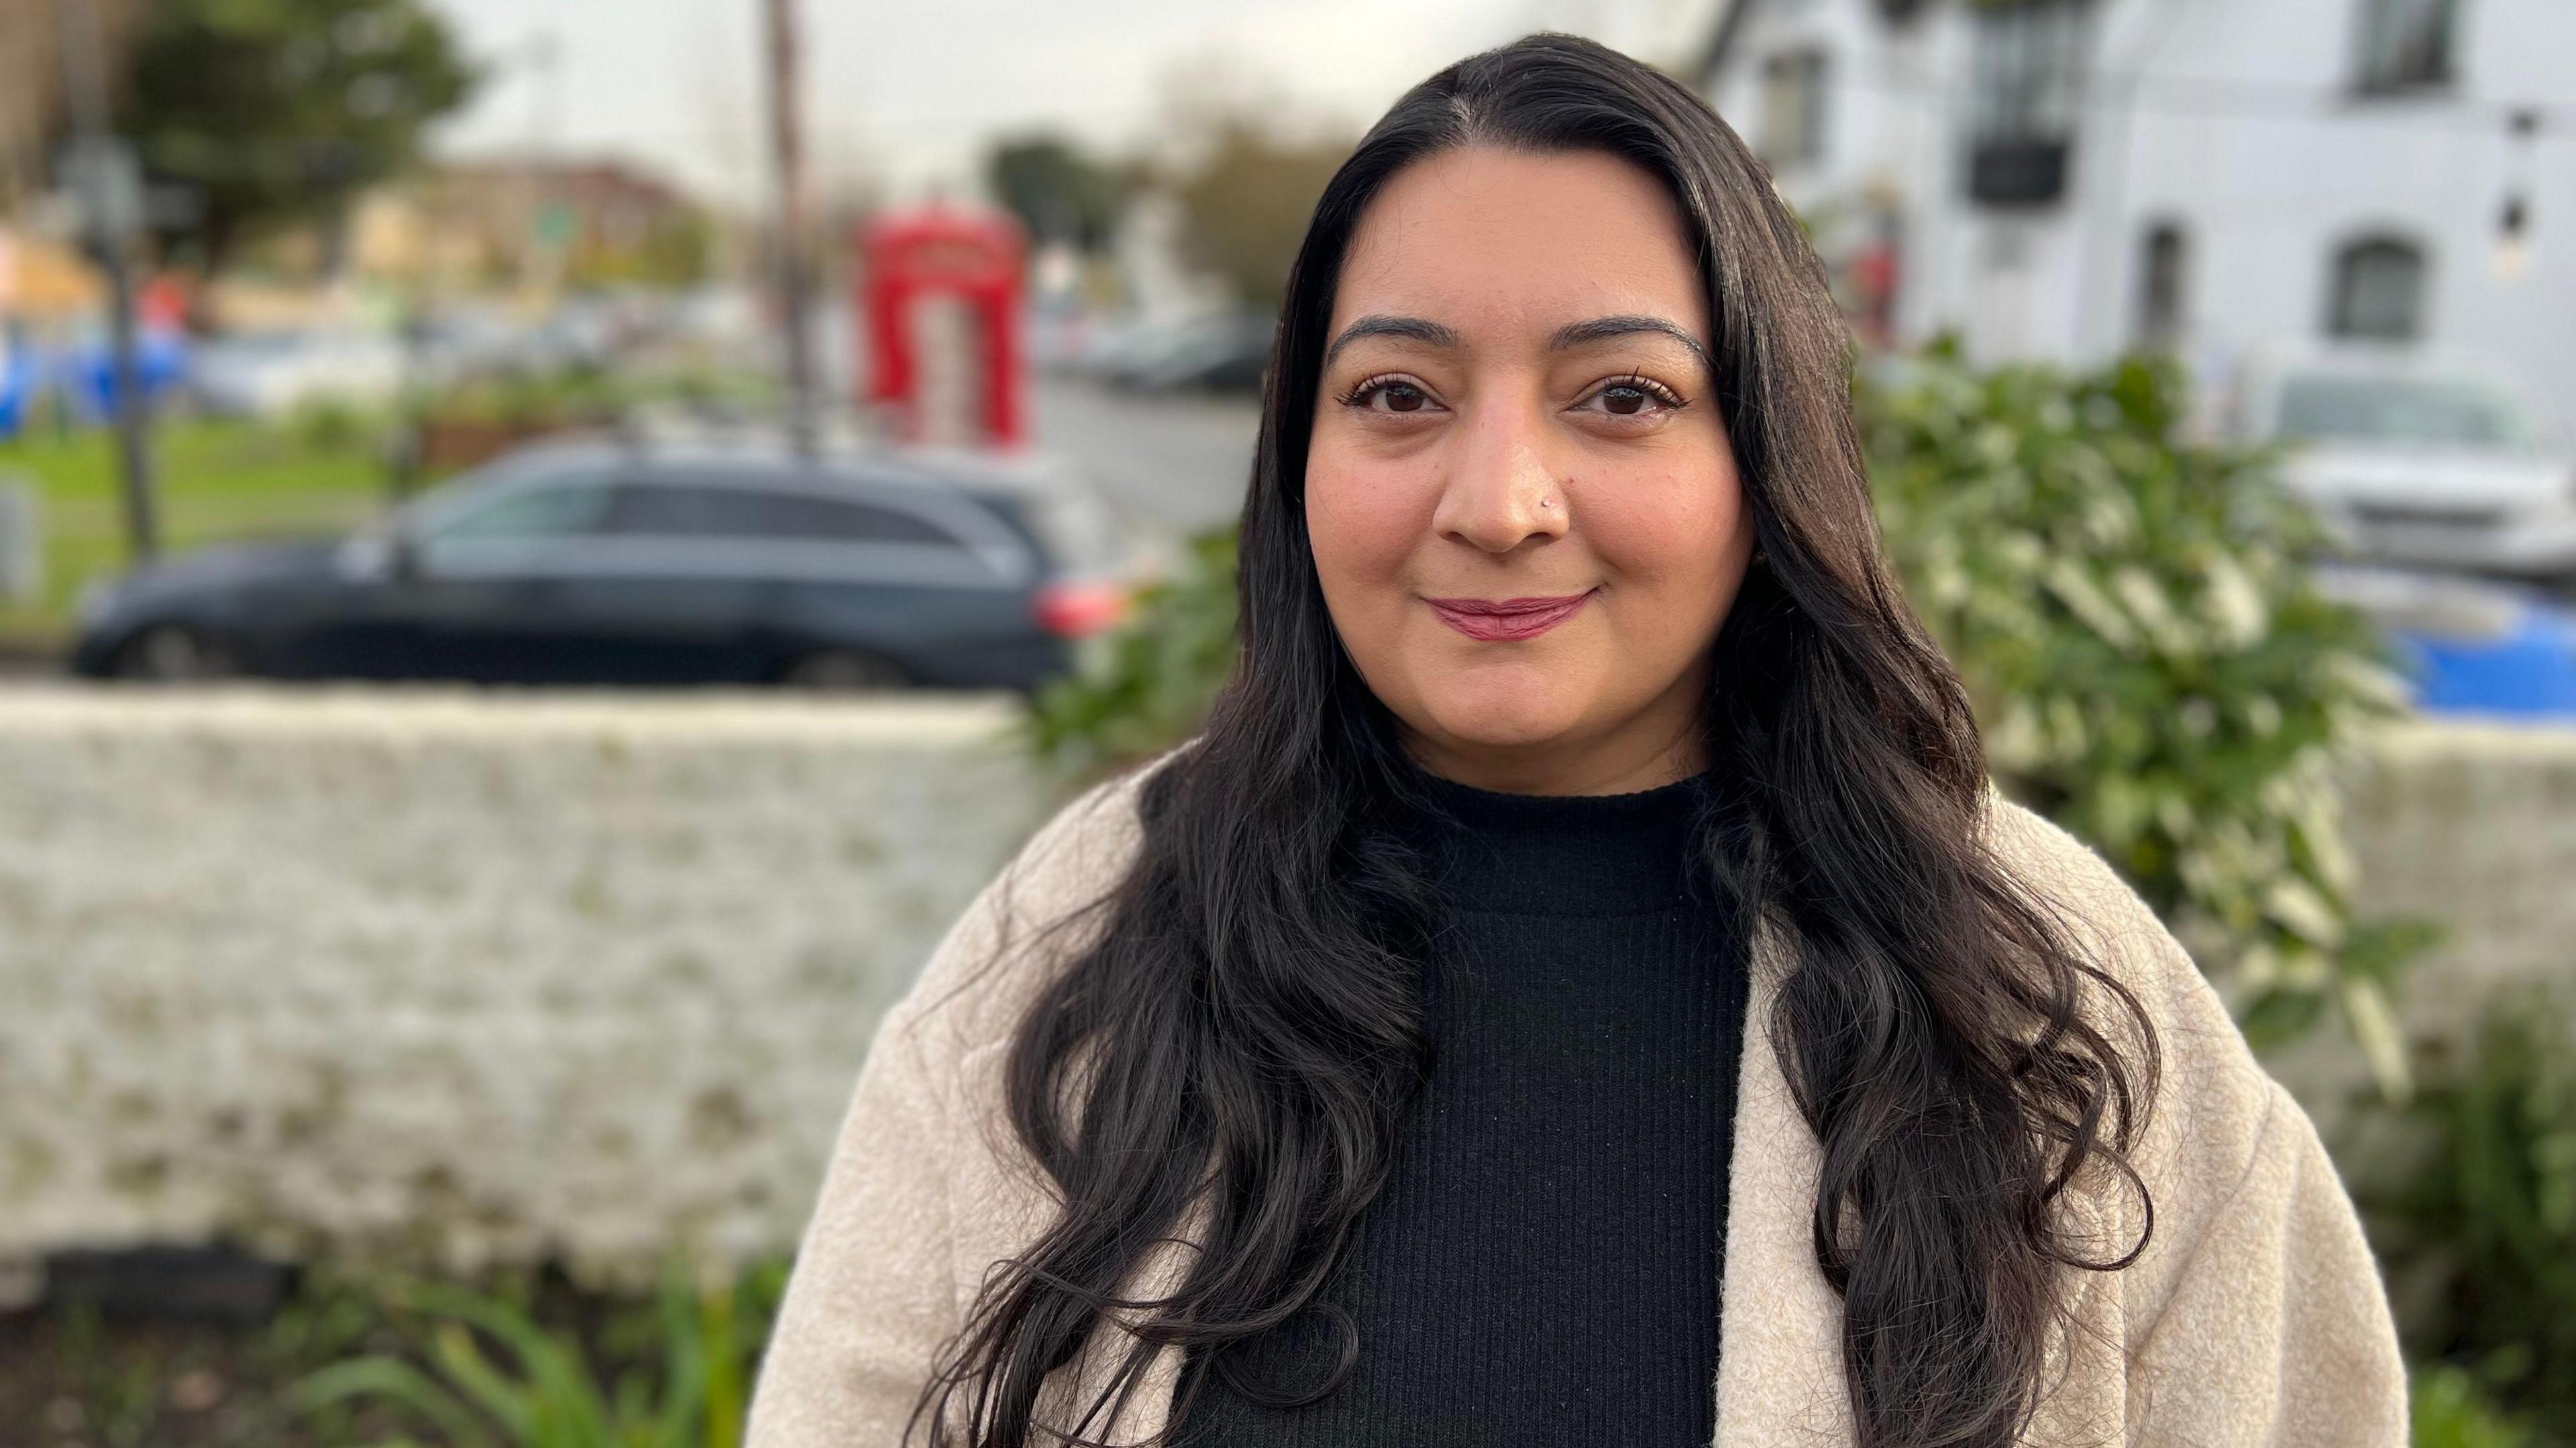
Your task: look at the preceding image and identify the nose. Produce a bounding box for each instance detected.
[1431,390,1570,555]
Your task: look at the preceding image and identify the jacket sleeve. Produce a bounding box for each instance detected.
[1985,798,2410,1448]
[2123,1074,2409,1447]
[743,987,962,1448]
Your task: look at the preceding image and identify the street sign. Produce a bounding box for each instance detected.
[58,135,146,245]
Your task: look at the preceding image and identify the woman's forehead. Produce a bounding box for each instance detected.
[1330,146,1709,346]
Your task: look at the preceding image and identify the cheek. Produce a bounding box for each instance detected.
[1586,460,1753,621]
[1305,455,1429,604]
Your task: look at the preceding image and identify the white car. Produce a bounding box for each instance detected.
[2234,349,2576,579]
[191,329,405,418]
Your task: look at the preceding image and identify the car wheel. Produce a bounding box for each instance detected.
[113,625,238,682]
[782,649,909,691]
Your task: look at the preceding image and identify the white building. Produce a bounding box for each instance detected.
[1700,0,2576,437]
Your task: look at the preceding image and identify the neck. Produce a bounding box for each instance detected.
[1400,716,1708,797]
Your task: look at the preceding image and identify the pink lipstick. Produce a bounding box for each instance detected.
[1424,588,1597,641]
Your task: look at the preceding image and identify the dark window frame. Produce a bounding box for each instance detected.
[2135,220,2190,351]
[2352,0,2461,96]
[1757,48,1831,170]
[419,475,618,543]
[605,478,971,550]
[2326,233,2432,342]
[1965,0,2090,208]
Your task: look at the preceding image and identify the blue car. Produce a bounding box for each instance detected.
[71,435,1130,689]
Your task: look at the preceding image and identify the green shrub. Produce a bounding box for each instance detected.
[1860,343,2422,1083]
[292,398,388,455]
[421,366,625,431]
[2361,993,2576,1441]
[1023,524,1239,785]
[2412,1363,2542,1448]
[295,1258,787,1448]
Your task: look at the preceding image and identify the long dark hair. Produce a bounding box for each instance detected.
[916,32,2155,1448]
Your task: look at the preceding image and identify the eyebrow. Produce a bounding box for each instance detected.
[1323,315,1458,366]
[1548,315,1713,372]
[1322,312,1713,372]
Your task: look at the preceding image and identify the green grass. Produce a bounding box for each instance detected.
[0,416,390,648]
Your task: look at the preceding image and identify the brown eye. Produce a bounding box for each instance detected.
[1575,376,1684,421]
[1381,383,1429,413]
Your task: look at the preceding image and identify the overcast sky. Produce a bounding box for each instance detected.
[423,0,1723,210]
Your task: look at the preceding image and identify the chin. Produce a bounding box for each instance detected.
[1416,674,1583,750]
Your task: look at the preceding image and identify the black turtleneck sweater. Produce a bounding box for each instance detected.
[1171,763,1751,1447]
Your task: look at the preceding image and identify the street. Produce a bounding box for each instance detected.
[1032,374,1259,546]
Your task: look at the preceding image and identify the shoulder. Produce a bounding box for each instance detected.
[1978,792,2252,1073]
[1975,794,2289,1242]
[1982,801,2406,1435]
[879,740,1194,1063]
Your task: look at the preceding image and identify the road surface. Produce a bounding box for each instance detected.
[1032,375,1258,546]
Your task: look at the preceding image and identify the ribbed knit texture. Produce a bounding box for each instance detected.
[1170,761,1750,1447]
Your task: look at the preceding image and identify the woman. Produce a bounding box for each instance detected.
[747,34,2404,1448]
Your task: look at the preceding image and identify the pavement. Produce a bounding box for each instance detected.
[1031,374,1259,545]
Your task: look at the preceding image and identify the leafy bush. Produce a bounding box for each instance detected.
[2414,1363,2546,1448]
[1024,524,1239,785]
[419,366,627,431]
[2359,993,2576,1441]
[1860,344,2422,1082]
[295,1259,786,1448]
[292,398,388,456]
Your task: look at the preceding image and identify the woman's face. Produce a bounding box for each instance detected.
[1306,145,1754,795]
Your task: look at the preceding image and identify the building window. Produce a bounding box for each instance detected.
[2135,222,2188,349]
[2327,235,2429,341]
[2355,0,2459,94]
[1758,50,1831,170]
[1967,0,2089,207]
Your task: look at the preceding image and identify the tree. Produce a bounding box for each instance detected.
[123,0,477,270]
[984,135,1126,254]
[1167,119,1350,310]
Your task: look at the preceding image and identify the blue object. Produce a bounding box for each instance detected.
[2392,602,2576,718]
[0,354,27,441]
[67,331,189,421]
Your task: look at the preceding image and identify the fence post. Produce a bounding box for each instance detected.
[0,476,41,602]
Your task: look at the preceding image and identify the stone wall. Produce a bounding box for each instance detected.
[2343,720,2576,1039]
[0,689,2565,1281]
[0,686,1043,1284]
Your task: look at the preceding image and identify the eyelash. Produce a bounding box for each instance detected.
[1588,373,1688,413]
[1334,374,1421,408]
[1331,373,1690,413]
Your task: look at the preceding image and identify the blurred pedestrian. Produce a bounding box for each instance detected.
[749,33,2404,1448]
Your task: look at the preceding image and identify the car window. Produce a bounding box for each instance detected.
[612,482,963,547]
[423,479,616,541]
[2276,374,2543,453]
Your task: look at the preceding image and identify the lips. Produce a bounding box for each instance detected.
[1424,588,1597,641]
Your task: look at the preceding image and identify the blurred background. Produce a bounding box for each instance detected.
[0,1,2571,1445]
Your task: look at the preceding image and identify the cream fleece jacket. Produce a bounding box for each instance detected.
[745,747,2408,1447]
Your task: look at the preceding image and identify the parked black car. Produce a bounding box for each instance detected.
[70,435,1130,689]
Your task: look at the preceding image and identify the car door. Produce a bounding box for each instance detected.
[757,477,1036,683]
[537,478,792,683]
[376,473,619,681]
[554,472,1026,684]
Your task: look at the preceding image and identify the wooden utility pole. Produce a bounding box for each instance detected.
[762,0,819,457]
[56,0,158,562]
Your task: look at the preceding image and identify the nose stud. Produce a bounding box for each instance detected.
[1540,497,1554,509]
